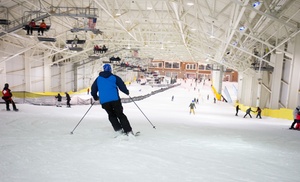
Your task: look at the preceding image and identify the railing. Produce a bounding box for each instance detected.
[50,6,98,18]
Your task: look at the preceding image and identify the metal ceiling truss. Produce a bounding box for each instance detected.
[0,0,300,77]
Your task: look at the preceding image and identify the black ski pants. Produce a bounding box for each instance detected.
[5,99,17,110]
[290,119,300,129]
[102,100,132,133]
[244,113,252,118]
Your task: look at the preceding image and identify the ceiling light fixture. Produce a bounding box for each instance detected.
[239,26,245,31]
[252,1,261,8]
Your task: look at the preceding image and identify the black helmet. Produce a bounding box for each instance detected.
[4,83,9,87]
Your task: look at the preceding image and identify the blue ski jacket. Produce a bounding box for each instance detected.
[91,71,129,104]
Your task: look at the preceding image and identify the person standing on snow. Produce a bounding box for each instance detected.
[255,107,262,119]
[189,100,196,114]
[91,64,135,136]
[235,105,240,116]
[289,106,300,129]
[65,92,71,108]
[2,83,18,111]
[55,93,62,107]
[243,107,253,118]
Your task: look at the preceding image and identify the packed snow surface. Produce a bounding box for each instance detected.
[0,80,299,182]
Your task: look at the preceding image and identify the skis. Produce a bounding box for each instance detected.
[114,131,140,138]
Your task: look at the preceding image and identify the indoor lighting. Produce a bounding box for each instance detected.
[252,1,261,8]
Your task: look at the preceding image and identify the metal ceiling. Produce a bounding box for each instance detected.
[0,0,300,73]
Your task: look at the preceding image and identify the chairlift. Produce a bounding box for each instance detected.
[66,31,86,45]
[23,16,51,33]
[0,19,11,25]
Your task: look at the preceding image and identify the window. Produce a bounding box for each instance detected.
[149,62,163,68]
[165,62,172,68]
[198,64,205,70]
[173,62,179,68]
[164,62,180,69]
[186,64,196,70]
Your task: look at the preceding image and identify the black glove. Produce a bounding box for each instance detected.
[93,96,99,101]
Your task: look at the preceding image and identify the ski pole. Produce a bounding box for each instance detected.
[70,102,95,134]
[129,95,156,129]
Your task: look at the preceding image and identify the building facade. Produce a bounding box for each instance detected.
[147,60,238,82]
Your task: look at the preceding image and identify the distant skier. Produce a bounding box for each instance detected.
[65,92,71,108]
[171,95,174,101]
[289,106,300,129]
[189,100,196,114]
[235,105,240,116]
[1,83,18,111]
[55,93,62,107]
[243,107,253,118]
[255,107,262,119]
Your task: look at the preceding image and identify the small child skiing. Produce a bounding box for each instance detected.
[55,93,62,107]
[189,100,196,114]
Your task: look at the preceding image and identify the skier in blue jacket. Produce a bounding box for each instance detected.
[91,64,134,136]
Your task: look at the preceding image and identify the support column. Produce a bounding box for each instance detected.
[239,73,257,106]
[288,34,300,108]
[43,57,52,92]
[24,53,31,92]
[60,66,66,92]
[0,62,6,85]
[73,63,78,92]
[212,64,223,100]
[269,49,284,109]
[256,72,263,107]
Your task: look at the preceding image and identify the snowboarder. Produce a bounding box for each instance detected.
[91,64,135,137]
[243,107,253,118]
[189,100,196,114]
[1,83,18,111]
